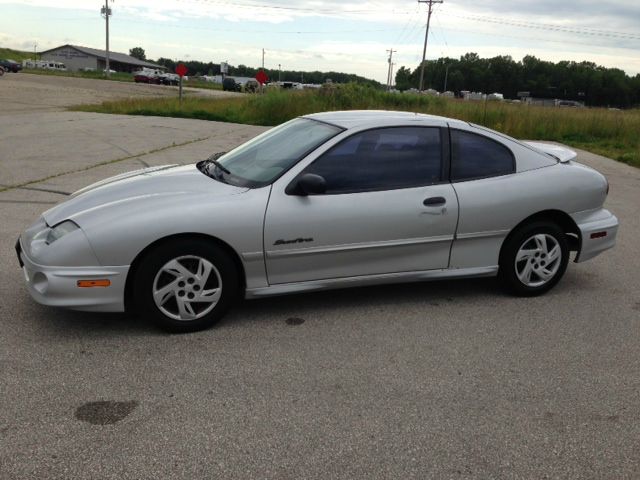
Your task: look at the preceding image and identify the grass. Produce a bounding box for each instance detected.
[21,67,223,91]
[73,83,640,167]
[0,47,32,62]
[185,79,223,91]
[23,68,135,82]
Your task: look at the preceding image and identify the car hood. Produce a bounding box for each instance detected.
[43,164,247,227]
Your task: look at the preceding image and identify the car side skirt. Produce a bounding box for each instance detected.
[245,266,498,299]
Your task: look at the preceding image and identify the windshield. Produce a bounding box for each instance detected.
[215,118,343,187]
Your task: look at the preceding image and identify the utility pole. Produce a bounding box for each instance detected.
[390,62,396,89]
[262,48,265,69]
[443,63,450,92]
[417,0,442,92]
[33,42,37,61]
[278,63,281,82]
[386,48,397,91]
[101,0,112,77]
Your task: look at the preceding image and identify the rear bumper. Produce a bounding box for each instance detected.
[572,208,619,263]
[17,237,128,312]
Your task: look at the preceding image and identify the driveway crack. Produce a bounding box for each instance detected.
[0,136,211,194]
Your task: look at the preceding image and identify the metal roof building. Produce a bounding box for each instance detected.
[40,44,165,73]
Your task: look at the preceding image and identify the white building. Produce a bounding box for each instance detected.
[40,44,165,73]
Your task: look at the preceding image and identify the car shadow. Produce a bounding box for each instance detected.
[28,302,158,338]
[220,277,503,328]
[29,275,568,336]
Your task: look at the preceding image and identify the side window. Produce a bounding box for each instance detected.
[304,127,442,194]
[451,130,515,181]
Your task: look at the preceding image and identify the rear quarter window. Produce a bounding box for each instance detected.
[451,129,515,181]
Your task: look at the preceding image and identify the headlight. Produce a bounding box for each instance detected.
[45,220,80,245]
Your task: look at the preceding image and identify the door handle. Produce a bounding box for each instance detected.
[423,196,446,207]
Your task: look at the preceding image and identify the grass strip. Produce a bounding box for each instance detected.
[19,69,222,91]
[73,84,640,168]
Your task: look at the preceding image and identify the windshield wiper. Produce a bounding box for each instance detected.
[204,152,230,175]
[197,152,230,183]
[208,158,230,175]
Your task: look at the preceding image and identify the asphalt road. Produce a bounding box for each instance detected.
[1,75,639,479]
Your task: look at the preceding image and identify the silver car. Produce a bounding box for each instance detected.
[16,111,619,332]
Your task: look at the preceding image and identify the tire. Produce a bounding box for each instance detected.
[499,221,569,296]
[133,238,240,333]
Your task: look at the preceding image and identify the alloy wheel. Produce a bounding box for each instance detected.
[514,233,562,288]
[152,255,222,321]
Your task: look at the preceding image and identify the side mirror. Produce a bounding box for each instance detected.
[287,173,327,196]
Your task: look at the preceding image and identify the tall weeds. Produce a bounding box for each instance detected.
[74,84,640,167]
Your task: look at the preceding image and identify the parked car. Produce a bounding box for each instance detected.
[159,73,180,86]
[222,77,241,92]
[244,79,259,93]
[22,60,67,71]
[0,59,22,72]
[134,73,160,84]
[16,111,618,332]
[133,68,164,84]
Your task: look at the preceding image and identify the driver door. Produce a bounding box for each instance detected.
[263,126,458,285]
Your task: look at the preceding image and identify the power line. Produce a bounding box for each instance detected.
[81,12,408,35]
[433,7,451,56]
[418,0,443,92]
[442,11,640,40]
[394,4,425,45]
[180,0,414,15]
[435,23,640,52]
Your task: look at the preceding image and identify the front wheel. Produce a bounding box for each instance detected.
[499,222,569,296]
[133,238,240,332]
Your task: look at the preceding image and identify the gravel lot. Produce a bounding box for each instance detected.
[0,72,239,114]
[1,74,639,479]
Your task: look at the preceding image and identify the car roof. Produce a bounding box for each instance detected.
[304,110,467,129]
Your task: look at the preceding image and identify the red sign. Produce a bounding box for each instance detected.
[255,70,268,85]
[176,63,188,78]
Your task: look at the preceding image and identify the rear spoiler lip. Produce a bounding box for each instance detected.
[522,141,577,163]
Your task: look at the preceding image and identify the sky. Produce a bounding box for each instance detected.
[1,0,639,83]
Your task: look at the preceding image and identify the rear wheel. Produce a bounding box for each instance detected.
[134,238,240,332]
[499,221,569,296]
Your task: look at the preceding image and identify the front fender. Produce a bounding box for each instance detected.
[78,188,271,268]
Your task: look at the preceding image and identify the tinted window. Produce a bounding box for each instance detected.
[451,130,515,181]
[304,127,442,194]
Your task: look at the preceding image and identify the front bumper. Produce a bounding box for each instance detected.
[17,237,129,312]
[572,208,619,263]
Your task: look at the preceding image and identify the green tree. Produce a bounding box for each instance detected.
[395,66,413,90]
[129,47,146,61]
